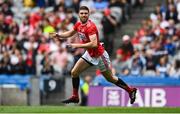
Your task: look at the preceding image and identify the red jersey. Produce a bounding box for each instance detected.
[73,20,104,57]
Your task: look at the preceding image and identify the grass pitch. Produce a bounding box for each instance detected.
[0,106,180,113]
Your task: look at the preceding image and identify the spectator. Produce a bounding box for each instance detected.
[109,0,121,8]
[25,45,37,74]
[0,52,11,74]
[10,46,26,74]
[102,8,117,56]
[133,0,145,9]
[144,49,156,76]
[0,12,10,33]
[164,38,176,56]
[117,35,134,61]
[23,0,35,8]
[71,0,80,13]
[112,50,130,76]
[8,18,19,35]
[66,8,77,25]
[176,0,180,21]
[165,4,178,23]
[128,49,145,76]
[43,18,55,34]
[120,0,131,22]
[80,75,92,106]
[166,19,176,38]
[156,56,171,77]
[108,0,122,24]
[46,0,56,7]
[1,2,13,16]
[50,44,73,76]
[169,59,180,78]
[172,35,180,52]
[36,0,46,8]
[41,53,54,75]
[152,40,168,64]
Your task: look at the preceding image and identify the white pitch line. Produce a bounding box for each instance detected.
[0,113,179,114]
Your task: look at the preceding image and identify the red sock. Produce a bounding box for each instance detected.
[72,77,79,97]
[125,86,133,93]
[73,88,78,97]
[115,78,132,93]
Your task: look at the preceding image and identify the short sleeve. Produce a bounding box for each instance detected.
[87,25,97,36]
[73,22,80,31]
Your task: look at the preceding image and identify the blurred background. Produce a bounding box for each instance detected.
[0,0,179,107]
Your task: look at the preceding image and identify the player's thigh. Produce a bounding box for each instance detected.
[98,51,118,83]
[97,51,111,72]
[71,58,92,76]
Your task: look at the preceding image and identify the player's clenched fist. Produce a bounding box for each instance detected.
[49,32,59,39]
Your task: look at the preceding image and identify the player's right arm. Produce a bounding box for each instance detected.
[50,28,77,40]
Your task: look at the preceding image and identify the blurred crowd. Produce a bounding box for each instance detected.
[0,0,144,77]
[112,0,180,78]
[1,0,180,106]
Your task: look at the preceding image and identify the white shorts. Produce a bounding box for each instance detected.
[81,51,111,72]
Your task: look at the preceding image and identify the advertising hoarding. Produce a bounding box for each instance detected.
[88,86,180,107]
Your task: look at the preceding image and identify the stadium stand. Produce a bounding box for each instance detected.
[0,0,142,86]
[0,0,179,106]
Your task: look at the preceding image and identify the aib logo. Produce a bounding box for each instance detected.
[103,87,167,107]
[103,87,125,106]
[107,90,120,106]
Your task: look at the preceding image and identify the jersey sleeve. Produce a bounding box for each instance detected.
[87,25,97,36]
[73,22,80,31]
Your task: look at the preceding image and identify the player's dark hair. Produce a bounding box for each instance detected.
[79,6,89,13]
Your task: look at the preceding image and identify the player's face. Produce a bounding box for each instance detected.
[79,10,89,23]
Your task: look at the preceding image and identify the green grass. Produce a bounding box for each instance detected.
[0,106,180,113]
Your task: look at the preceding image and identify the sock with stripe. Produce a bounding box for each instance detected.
[115,78,132,93]
[72,77,80,97]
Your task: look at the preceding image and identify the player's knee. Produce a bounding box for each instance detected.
[71,69,78,77]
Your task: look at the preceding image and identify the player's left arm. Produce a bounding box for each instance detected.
[67,34,98,49]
